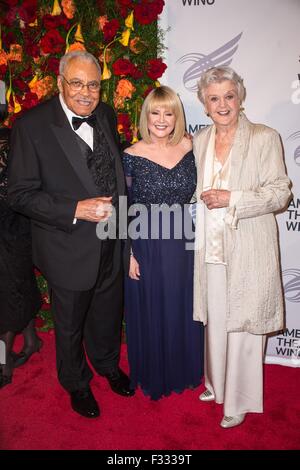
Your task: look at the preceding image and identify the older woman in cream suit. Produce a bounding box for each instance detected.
[193,66,291,428]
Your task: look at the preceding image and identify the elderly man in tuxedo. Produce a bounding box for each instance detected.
[8,51,134,418]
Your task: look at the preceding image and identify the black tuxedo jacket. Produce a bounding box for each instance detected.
[8,95,126,290]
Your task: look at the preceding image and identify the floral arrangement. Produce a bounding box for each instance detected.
[0,0,166,143]
[0,0,167,329]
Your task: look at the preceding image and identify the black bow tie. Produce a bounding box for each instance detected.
[72,114,97,130]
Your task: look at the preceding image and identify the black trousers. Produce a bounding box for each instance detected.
[49,240,124,392]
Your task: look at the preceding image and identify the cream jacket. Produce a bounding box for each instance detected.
[193,113,291,334]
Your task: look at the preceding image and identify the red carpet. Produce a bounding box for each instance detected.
[0,331,299,450]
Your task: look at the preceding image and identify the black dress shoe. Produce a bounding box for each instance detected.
[101,367,135,397]
[70,388,100,418]
[11,338,43,368]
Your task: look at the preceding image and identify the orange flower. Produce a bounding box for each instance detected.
[0,50,8,66]
[130,37,146,54]
[8,44,22,62]
[99,48,112,64]
[67,42,86,53]
[61,0,76,19]
[30,76,55,100]
[113,94,125,110]
[98,15,108,31]
[116,79,136,99]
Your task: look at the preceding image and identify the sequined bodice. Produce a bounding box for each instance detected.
[122,151,196,207]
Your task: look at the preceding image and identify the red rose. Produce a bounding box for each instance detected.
[42,14,62,30]
[40,30,65,54]
[112,58,136,76]
[21,91,39,110]
[2,31,16,48]
[118,113,131,129]
[35,317,44,328]
[20,67,34,79]
[12,79,29,92]
[20,0,38,23]
[0,64,7,79]
[134,0,165,24]
[41,57,60,75]
[103,19,120,43]
[116,0,133,17]
[146,59,167,80]
[24,41,40,58]
[59,15,70,31]
[117,113,133,142]
[151,0,165,15]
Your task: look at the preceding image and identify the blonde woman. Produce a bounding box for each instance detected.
[123,86,204,400]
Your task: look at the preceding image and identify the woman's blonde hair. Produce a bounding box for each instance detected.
[139,86,186,145]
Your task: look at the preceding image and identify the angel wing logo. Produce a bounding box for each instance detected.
[283,268,300,303]
[177,32,243,92]
[287,131,300,166]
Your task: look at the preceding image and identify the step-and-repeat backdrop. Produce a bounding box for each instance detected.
[160,0,300,367]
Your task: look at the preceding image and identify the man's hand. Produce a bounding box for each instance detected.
[75,196,113,222]
[200,189,231,210]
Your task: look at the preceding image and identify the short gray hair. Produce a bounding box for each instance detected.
[59,50,102,76]
[197,66,246,104]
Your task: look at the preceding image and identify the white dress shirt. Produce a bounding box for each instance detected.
[59,95,95,224]
[59,94,94,150]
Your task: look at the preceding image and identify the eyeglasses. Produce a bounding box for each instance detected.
[61,75,101,92]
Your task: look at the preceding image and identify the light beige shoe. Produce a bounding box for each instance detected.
[220,414,245,429]
[199,389,215,402]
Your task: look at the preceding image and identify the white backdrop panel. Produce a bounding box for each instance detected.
[160,0,300,366]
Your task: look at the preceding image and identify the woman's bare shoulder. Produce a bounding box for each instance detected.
[181,135,193,152]
[124,140,147,156]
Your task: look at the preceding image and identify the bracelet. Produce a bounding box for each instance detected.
[130,248,134,257]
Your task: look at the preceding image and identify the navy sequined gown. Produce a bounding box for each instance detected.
[123,151,204,400]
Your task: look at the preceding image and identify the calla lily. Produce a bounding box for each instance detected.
[131,133,139,144]
[102,59,111,80]
[13,93,21,114]
[125,11,134,30]
[51,0,62,16]
[29,74,39,89]
[5,87,11,104]
[75,24,84,43]
[119,29,131,47]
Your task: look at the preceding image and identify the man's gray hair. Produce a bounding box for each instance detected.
[59,50,102,76]
[197,66,246,104]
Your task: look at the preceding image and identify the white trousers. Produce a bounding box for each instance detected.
[205,264,266,416]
